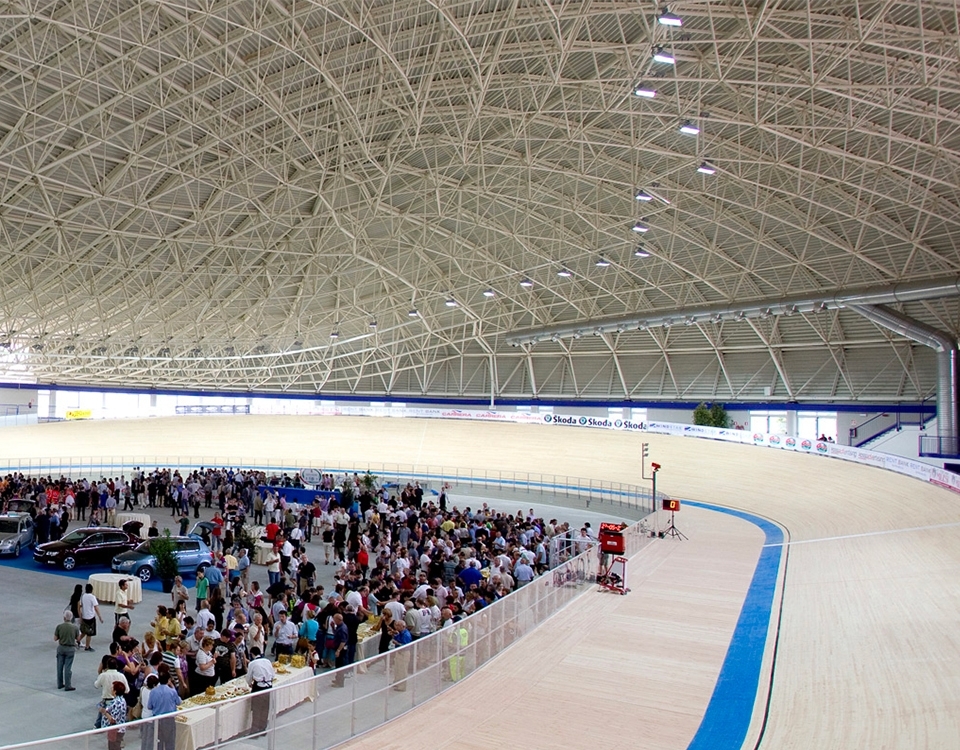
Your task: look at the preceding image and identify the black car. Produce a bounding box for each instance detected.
[34,526,141,570]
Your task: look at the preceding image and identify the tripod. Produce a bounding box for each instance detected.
[662,510,687,540]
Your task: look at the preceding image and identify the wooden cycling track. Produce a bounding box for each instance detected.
[6,415,959,749]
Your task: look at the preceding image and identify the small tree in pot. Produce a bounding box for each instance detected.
[152,530,179,593]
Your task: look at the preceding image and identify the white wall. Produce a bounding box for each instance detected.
[0,386,37,415]
[864,420,942,467]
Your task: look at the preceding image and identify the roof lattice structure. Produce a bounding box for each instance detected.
[2,0,960,401]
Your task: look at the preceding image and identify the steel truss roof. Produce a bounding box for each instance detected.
[2,0,960,402]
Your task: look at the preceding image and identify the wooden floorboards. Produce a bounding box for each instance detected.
[4,415,959,749]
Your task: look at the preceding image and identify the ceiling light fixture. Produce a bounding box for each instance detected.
[632,220,650,233]
[634,246,651,258]
[445,298,458,307]
[697,161,716,174]
[519,278,534,287]
[482,288,496,297]
[634,85,657,98]
[653,47,675,65]
[679,120,700,136]
[408,309,420,317]
[635,190,653,201]
[658,7,683,26]
[369,320,378,328]
[595,257,610,267]
[557,268,572,277]
[330,330,339,339]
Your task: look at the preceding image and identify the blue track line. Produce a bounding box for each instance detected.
[682,500,784,750]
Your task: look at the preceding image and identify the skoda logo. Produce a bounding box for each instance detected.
[614,420,622,428]
[579,416,587,425]
[543,414,552,423]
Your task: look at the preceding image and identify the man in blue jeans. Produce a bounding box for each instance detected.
[54,611,79,691]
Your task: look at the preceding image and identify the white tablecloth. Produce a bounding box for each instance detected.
[88,573,143,604]
[175,667,315,750]
[116,512,151,536]
[253,540,274,566]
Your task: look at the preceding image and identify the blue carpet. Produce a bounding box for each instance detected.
[0,549,196,593]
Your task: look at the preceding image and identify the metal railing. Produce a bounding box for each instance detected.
[0,457,658,517]
[3,519,653,750]
[918,435,960,458]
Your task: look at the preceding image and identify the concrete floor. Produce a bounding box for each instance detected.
[0,494,619,745]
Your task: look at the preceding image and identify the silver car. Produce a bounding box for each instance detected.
[0,512,35,556]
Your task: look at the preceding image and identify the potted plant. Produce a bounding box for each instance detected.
[152,530,179,593]
[360,471,378,492]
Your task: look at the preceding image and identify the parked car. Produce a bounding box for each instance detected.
[34,526,141,570]
[3,498,37,517]
[111,535,213,582]
[0,512,35,556]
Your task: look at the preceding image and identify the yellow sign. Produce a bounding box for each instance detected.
[65,409,92,420]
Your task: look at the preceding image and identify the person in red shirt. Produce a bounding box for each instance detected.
[264,521,280,542]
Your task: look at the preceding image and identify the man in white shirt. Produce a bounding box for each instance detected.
[196,602,215,632]
[113,579,135,624]
[245,647,276,735]
[79,584,103,651]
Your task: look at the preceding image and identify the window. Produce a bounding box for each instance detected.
[750,410,787,434]
[798,412,837,441]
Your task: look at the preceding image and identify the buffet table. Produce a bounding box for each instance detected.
[175,666,315,750]
[88,573,143,604]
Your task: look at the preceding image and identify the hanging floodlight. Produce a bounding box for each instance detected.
[697,161,716,174]
[632,221,650,233]
[658,8,683,27]
[653,47,675,64]
[634,85,657,98]
[679,120,700,135]
[635,190,653,201]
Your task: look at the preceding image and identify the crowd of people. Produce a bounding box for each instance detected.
[2,465,604,745]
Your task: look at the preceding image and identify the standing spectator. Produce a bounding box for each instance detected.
[213,631,237,685]
[171,576,189,609]
[98,682,128,750]
[146,671,181,750]
[204,557,225,598]
[329,614,349,687]
[391,620,412,691]
[114,579,135,624]
[195,570,209,611]
[272,611,298,657]
[236,549,251,589]
[54,610,79,691]
[80,583,104,651]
